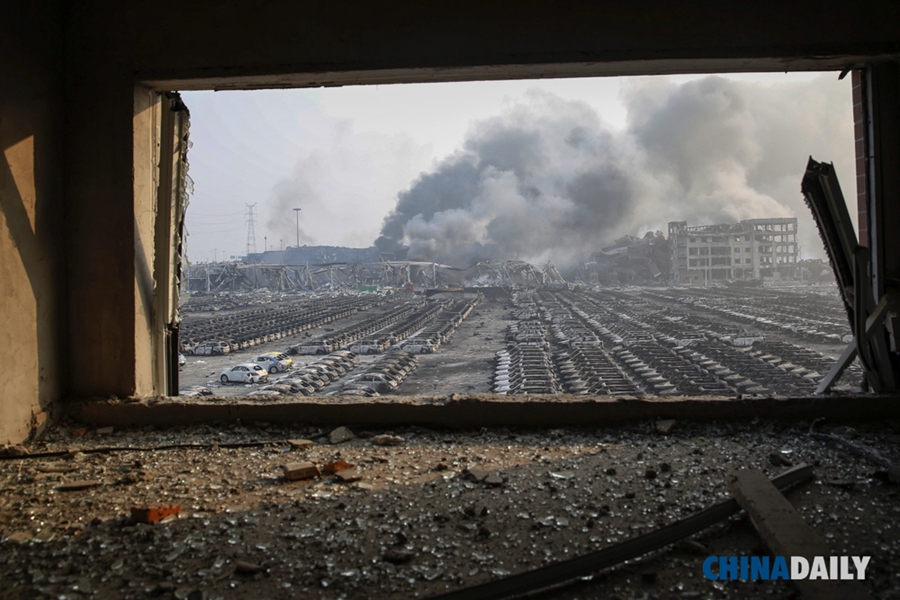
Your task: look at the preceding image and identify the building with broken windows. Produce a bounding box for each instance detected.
[668,218,799,284]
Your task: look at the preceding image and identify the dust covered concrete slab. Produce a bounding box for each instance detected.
[66,393,899,429]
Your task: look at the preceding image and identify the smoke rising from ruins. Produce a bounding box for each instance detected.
[375,75,854,267]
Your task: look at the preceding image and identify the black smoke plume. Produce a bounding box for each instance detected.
[375,76,854,267]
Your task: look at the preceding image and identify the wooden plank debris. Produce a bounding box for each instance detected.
[57,480,102,491]
[287,439,314,450]
[36,464,78,473]
[727,469,872,600]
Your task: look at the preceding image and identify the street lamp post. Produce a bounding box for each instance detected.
[293,208,302,248]
[264,236,267,252]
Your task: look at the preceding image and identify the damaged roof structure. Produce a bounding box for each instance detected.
[2,2,900,598]
[465,260,568,287]
[578,231,672,284]
[185,261,463,293]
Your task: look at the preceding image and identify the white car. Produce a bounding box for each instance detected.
[254,354,289,373]
[220,363,268,384]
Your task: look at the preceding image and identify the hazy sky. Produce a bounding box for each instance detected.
[182,72,853,264]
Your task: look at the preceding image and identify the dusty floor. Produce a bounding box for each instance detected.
[2,418,899,599]
[397,301,509,396]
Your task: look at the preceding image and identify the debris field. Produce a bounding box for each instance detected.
[1,419,899,599]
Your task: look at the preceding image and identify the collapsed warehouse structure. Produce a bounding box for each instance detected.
[3,3,900,599]
[190,217,803,292]
[185,260,449,292]
[576,231,672,284]
[184,259,569,292]
[465,260,567,287]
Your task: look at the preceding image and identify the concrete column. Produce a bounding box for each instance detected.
[864,63,900,300]
[0,2,66,443]
[66,72,156,397]
[134,86,161,395]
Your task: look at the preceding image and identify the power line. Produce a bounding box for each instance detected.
[245,203,258,256]
[186,210,245,218]
[186,229,244,235]
[186,220,243,226]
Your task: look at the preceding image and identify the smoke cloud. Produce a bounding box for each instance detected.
[265,118,430,251]
[375,75,854,267]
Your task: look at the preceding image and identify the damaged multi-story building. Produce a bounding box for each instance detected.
[669,218,800,283]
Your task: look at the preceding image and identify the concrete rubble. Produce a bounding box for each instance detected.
[328,427,355,444]
[281,462,320,481]
[1,420,899,598]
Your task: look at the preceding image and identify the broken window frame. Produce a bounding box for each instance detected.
[136,66,899,401]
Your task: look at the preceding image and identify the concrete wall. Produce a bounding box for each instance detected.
[2,1,898,441]
[69,1,900,87]
[59,1,900,403]
[0,2,67,443]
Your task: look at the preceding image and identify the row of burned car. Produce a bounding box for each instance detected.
[400,298,478,354]
[243,350,420,397]
[248,350,362,396]
[289,300,435,355]
[181,293,390,355]
[290,296,480,356]
[337,351,419,395]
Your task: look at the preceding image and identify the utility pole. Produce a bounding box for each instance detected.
[245,203,258,256]
[293,207,302,248]
[264,236,267,253]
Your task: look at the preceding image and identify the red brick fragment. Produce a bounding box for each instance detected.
[131,505,182,524]
[322,459,353,474]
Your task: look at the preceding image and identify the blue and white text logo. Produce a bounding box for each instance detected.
[703,556,870,581]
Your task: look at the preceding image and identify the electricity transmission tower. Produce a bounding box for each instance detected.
[245,203,258,256]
